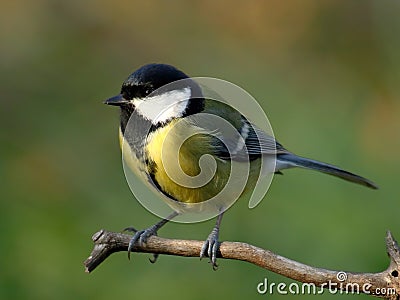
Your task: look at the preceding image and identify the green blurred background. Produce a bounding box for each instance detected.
[1,0,400,299]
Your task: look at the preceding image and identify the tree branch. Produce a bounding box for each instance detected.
[84,230,400,299]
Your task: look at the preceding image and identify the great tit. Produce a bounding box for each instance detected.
[105,63,377,269]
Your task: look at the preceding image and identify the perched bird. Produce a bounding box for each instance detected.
[105,63,377,269]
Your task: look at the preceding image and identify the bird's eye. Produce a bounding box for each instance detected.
[144,89,151,96]
[121,85,135,100]
[121,91,129,100]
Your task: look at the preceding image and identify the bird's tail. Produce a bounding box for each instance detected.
[276,153,378,189]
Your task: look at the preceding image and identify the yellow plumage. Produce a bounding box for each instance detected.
[144,119,230,204]
[119,118,262,212]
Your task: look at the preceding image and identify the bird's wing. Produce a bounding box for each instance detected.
[183,111,287,161]
[180,98,288,161]
[245,122,288,155]
[211,118,289,161]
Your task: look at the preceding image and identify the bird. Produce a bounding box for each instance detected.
[105,63,378,269]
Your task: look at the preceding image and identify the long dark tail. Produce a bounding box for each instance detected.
[277,153,378,189]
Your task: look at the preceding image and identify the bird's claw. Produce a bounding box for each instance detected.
[127,226,158,260]
[149,254,159,264]
[200,229,220,270]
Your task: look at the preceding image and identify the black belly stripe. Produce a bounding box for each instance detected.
[147,162,180,202]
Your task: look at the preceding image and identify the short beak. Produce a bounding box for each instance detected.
[104,94,129,106]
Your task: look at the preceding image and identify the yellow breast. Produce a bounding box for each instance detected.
[121,120,260,208]
[144,120,230,203]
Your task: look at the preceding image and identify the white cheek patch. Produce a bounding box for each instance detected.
[133,87,191,123]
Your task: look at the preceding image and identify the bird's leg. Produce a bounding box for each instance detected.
[200,212,224,270]
[124,211,179,261]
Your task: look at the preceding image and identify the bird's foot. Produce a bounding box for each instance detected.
[123,212,178,263]
[124,225,159,262]
[200,227,220,270]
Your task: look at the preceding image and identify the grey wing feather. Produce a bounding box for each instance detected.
[246,124,288,155]
[213,119,288,161]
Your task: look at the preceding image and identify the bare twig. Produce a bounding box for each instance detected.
[84,230,400,299]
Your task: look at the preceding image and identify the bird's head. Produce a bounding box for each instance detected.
[105,63,203,124]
